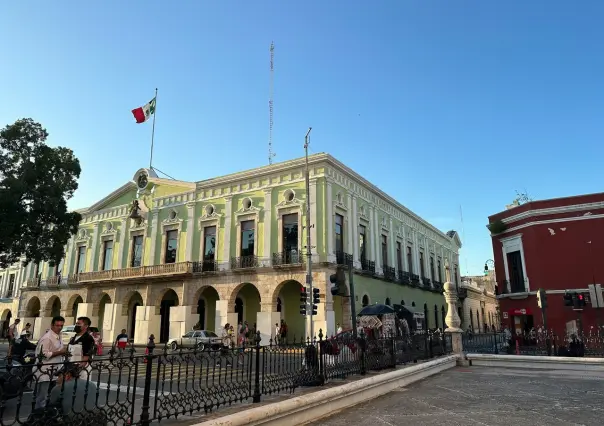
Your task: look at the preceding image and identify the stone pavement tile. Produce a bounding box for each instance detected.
[468,412,568,426]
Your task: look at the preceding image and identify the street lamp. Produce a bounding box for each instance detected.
[484,259,495,275]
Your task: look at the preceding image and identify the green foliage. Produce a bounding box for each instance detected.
[487,219,507,234]
[0,118,82,268]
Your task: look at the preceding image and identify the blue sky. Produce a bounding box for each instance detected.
[2,1,604,275]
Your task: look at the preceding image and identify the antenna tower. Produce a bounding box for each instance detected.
[268,41,276,165]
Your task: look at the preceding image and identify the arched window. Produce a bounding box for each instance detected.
[385,297,391,306]
[362,295,369,307]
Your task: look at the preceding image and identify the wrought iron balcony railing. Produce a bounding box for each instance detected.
[383,266,396,281]
[335,251,353,266]
[422,277,432,288]
[398,270,411,284]
[360,258,376,274]
[272,251,304,267]
[411,274,420,285]
[230,255,259,270]
[192,260,217,273]
[432,281,444,292]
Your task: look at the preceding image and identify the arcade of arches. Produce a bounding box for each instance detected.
[17,270,354,345]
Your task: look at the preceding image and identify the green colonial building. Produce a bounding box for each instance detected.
[1,153,462,344]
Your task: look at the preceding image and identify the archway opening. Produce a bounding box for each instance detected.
[26,297,41,317]
[71,296,83,319]
[233,283,261,328]
[385,298,391,306]
[362,295,369,308]
[98,294,112,335]
[160,289,179,343]
[276,280,306,340]
[197,286,219,332]
[47,296,61,318]
[1,310,11,338]
[126,292,144,339]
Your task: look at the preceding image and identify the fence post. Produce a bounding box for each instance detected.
[140,335,156,426]
[359,329,366,376]
[493,328,499,354]
[318,329,325,382]
[390,331,397,368]
[253,331,262,403]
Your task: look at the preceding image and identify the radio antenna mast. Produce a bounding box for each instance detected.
[268,41,276,165]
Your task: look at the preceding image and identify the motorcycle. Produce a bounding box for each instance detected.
[0,353,36,401]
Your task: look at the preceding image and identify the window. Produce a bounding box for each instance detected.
[406,246,413,273]
[396,242,403,271]
[165,230,178,264]
[430,256,435,281]
[359,225,366,262]
[507,251,525,293]
[203,226,217,260]
[381,235,388,267]
[335,214,344,254]
[76,246,87,273]
[131,235,144,267]
[454,266,459,285]
[282,214,298,254]
[102,240,113,271]
[240,220,255,257]
[419,251,425,279]
[437,259,442,282]
[7,274,15,297]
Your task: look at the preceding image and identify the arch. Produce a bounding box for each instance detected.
[1,310,11,338]
[195,286,219,332]
[97,293,112,334]
[1,309,11,321]
[229,283,261,328]
[274,280,305,340]
[400,300,405,306]
[411,301,416,307]
[362,295,370,307]
[122,291,144,338]
[159,289,179,343]
[155,288,180,310]
[66,294,84,318]
[385,298,391,306]
[92,292,112,317]
[46,296,61,317]
[25,297,41,317]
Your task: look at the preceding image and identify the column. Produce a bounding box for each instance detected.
[133,305,161,345]
[346,193,354,257]
[368,206,376,264]
[149,209,160,265]
[88,223,100,272]
[65,237,74,276]
[222,196,233,270]
[309,179,318,262]
[169,305,197,341]
[402,226,409,272]
[373,207,383,275]
[256,303,281,346]
[214,300,237,335]
[351,195,360,269]
[185,202,196,262]
[414,232,421,277]
[326,180,334,263]
[443,263,463,355]
[263,189,273,267]
[389,217,395,269]
[117,218,128,268]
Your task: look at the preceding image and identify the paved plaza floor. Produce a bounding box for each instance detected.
[309,366,604,426]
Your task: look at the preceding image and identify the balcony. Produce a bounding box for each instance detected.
[398,270,411,284]
[411,274,420,286]
[383,266,396,282]
[272,251,304,267]
[78,262,193,283]
[432,281,444,292]
[335,251,353,266]
[360,258,376,274]
[230,255,259,270]
[192,260,217,273]
[421,277,432,289]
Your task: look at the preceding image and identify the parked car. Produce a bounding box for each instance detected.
[167,330,222,351]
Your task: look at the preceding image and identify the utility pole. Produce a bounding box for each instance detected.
[348,260,358,338]
[304,127,314,340]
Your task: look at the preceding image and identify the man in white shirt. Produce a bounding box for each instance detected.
[34,315,67,409]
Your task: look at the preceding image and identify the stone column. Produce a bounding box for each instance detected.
[351,195,360,269]
[88,223,100,272]
[169,305,197,341]
[256,303,281,345]
[346,193,354,257]
[148,209,160,265]
[185,202,196,262]
[443,261,463,356]
[117,218,128,268]
[389,217,395,268]
[215,300,237,335]
[134,305,161,345]
[373,207,383,275]
[309,178,318,262]
[368,206,375,264]
[263,189,273,267]
[222,196,233,271]
[326,180,334,263]
[65,237,74,275]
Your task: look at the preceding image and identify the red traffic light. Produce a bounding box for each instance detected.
[578,294,584,300]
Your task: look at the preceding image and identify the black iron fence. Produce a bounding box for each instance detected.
[0,331,452,426]
[462,328,604,357]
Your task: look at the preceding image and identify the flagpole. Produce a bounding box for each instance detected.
[149,88,158,169]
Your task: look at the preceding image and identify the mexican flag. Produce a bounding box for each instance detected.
[131,97,156,123]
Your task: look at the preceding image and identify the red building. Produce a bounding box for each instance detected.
[489,192,604,335]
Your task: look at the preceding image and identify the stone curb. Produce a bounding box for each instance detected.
[466,353,604,371]
[193,354,459,426]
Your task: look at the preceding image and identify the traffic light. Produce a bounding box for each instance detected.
[311,288,320,315]
[536,288,547,309]
[563,292,573,306]
[300,287,308,315]
[574,293,587,309]
[330,266,346,296]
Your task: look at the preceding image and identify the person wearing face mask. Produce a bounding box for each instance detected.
[67,317,95,381]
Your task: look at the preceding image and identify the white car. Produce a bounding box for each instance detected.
[167,330,222,351]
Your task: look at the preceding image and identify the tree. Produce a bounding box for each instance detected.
[0,118,82,268]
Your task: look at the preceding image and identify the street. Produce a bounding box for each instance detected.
[308,366,604,426]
